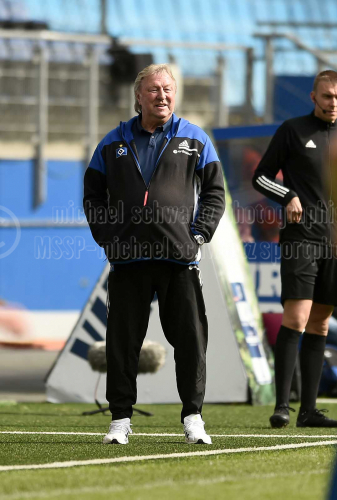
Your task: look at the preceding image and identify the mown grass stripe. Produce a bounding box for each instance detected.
[0,469,330,500]
[1,440,337,472]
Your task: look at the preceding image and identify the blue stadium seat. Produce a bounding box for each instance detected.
[1,0,337,110]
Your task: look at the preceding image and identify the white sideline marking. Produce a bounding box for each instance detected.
[216,434,337,439]
[1,431,337,439]
[0,431,104,436]
[1,440,336,472]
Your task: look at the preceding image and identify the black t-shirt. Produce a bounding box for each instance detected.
[252,112,337,244]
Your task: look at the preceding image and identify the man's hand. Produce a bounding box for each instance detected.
[286,196,302,223]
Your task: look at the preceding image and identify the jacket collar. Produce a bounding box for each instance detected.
[134,114,172,134]
[119,113,186,143]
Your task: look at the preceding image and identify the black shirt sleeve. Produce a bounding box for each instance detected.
[252,122,298,206]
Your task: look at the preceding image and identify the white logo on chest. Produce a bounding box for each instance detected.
[173,140,200,156]
[305,140,316,148]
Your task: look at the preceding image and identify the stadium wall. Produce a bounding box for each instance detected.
[0,158,105,345]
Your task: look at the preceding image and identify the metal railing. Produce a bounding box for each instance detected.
[254,32,337,123]
[0,29,254,207]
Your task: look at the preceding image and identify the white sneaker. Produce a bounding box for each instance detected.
[102,418,132,445]
[183,414,212,444]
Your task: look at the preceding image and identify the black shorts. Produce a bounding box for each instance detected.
[280,241,337,306]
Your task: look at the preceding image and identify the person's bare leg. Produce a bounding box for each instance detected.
[282,299,313,331]
[305,303,332,336]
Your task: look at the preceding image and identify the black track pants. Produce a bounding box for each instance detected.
[106,260,208,423]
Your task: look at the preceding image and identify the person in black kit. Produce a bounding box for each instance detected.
[253,70,337,428]
[84,64,225,444]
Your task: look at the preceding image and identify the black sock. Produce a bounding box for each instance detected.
[300,332,327,412]
[274,325,302,407]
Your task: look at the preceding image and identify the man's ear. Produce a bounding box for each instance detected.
[310,91,316,105]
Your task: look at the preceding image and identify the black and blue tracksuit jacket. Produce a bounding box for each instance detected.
[83,113,225,264]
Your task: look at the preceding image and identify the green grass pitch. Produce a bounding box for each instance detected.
[1,402,337,500]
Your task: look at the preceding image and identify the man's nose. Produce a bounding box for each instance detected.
[157,88,165,100]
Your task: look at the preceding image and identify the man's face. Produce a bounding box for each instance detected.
[311,81,337,123]
[137,71,176,124]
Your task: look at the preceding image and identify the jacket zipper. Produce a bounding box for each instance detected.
[144,119,181,205]
[120,130,148,188]
[143,190,148,206]
[121,119,180,206]
[145,138,169,194]
[141,139,169,206]
[127,148,149,206]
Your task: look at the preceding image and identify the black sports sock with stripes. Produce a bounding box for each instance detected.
[300,332,327,412]
[274,325,302,407]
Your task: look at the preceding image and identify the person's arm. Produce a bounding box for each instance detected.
[252,122,298,207]
[191,136,226,242]
[83,143,110,247]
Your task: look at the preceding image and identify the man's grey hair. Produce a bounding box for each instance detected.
[134,63,176,114]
